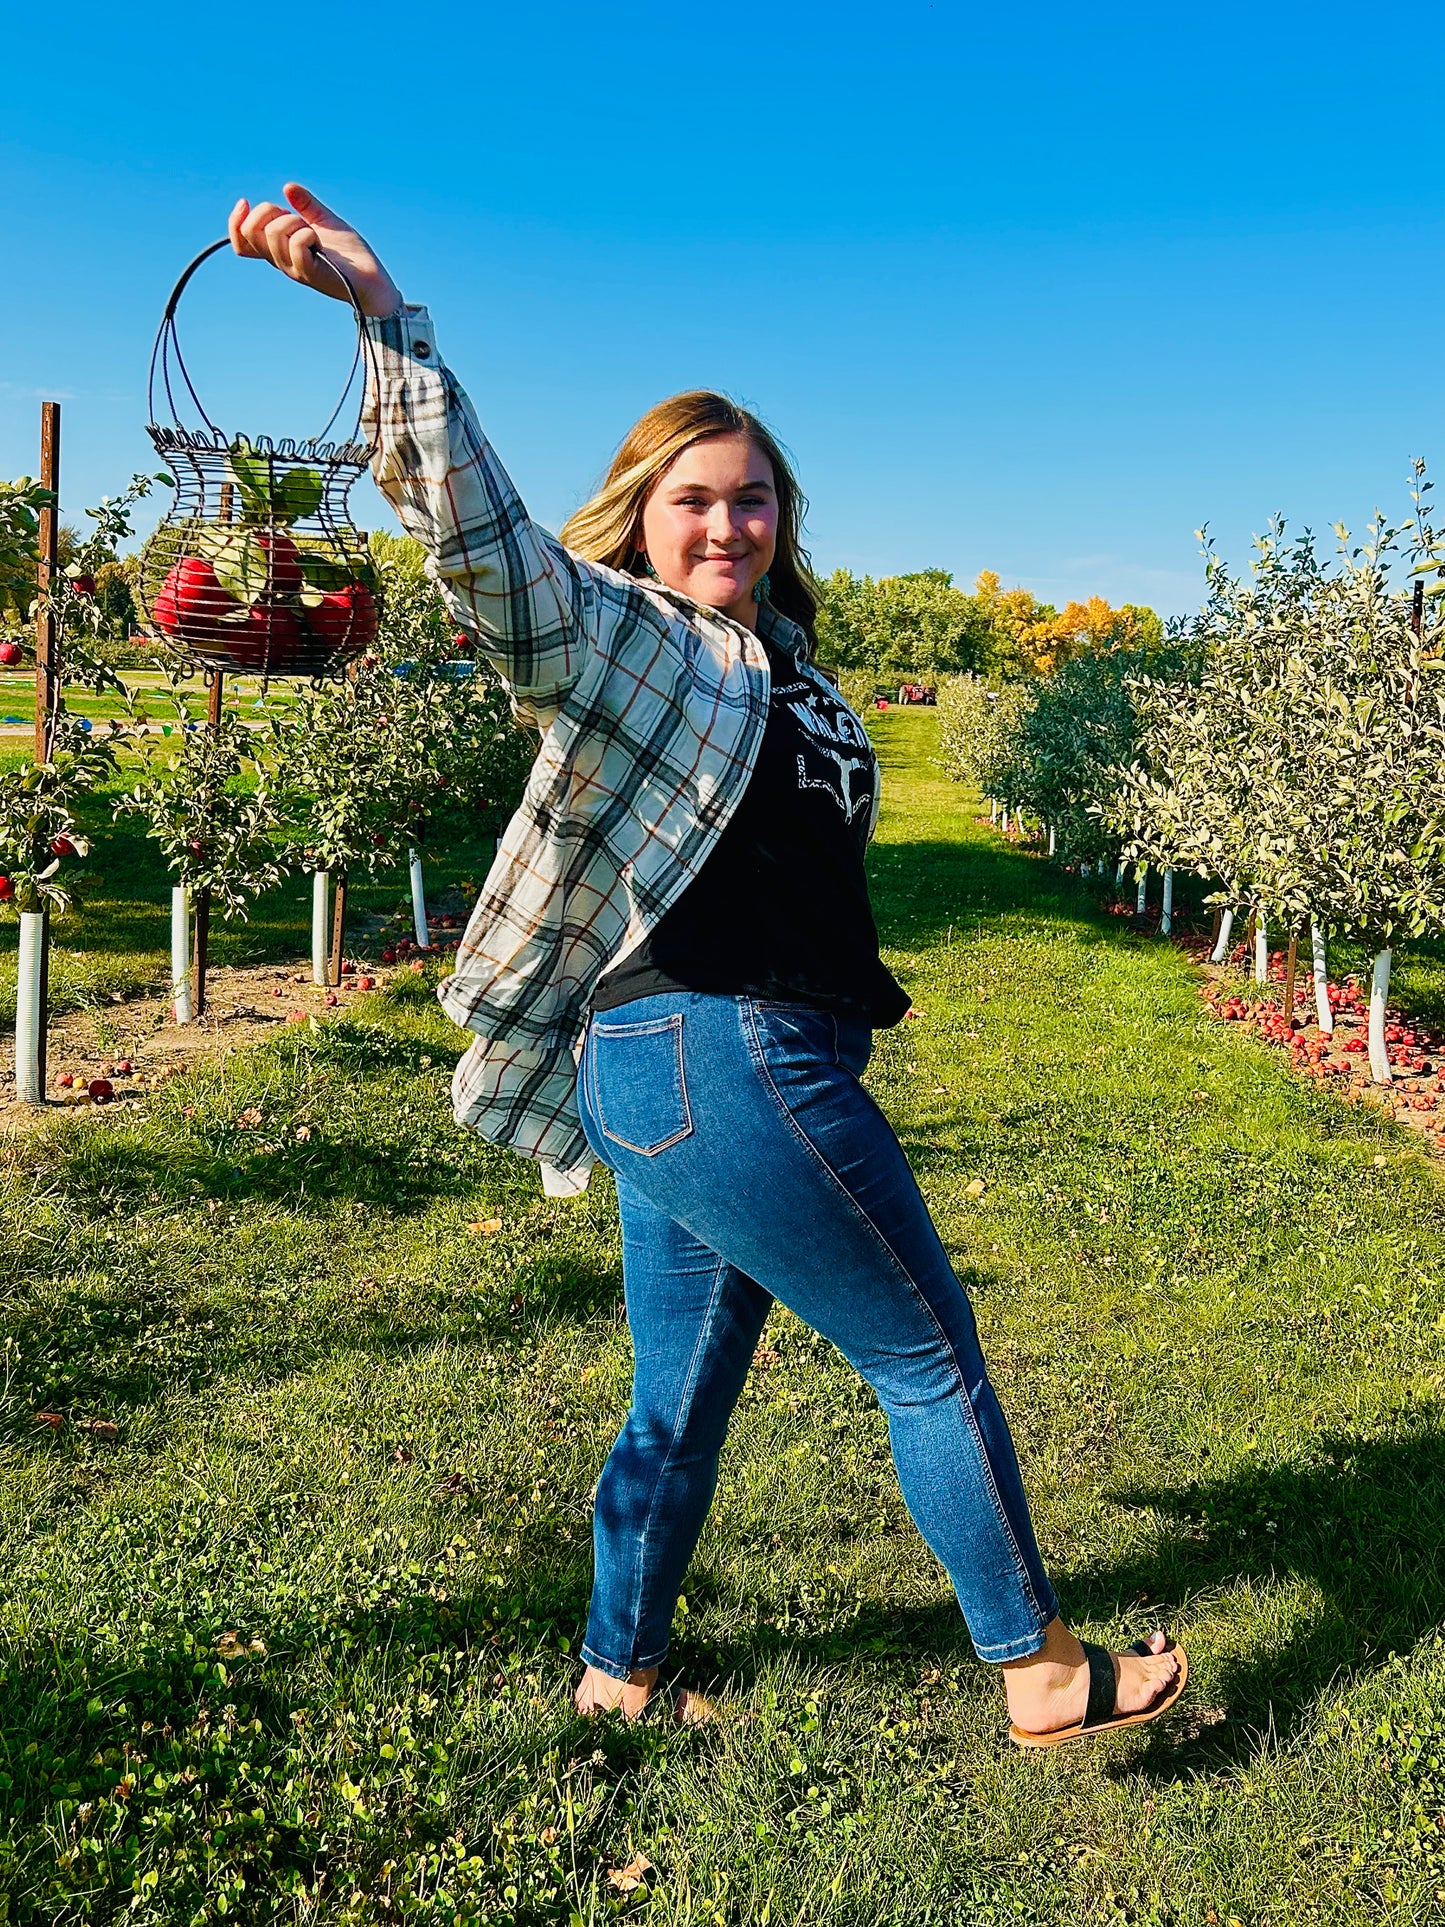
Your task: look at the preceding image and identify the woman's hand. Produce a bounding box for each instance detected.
[228,183,403,320]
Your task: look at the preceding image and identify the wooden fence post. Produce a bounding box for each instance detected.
[329,871,349,986]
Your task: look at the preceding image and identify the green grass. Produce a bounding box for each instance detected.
[5,711,1445,1924]
[0,670,298,727]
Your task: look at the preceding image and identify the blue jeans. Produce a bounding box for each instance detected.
[575,992,1059,1676]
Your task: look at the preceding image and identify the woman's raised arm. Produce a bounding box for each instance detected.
[230,185,590,717]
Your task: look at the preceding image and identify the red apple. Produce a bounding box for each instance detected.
[381,948,396,963]
[239,602,305,664]
[49,835,76,858]
[150,581,180,634]
[356,975,375,990]
[70,573,97,596]
[257,532,303,597]
[115,1059,133,1075]
[173,556,240,640]
[56,1073,74,1088]
[88,1078,113,1102]
[308,582,378,652]
[0,876,13,902]
[0,641,22,666]
[324,991,338,1007]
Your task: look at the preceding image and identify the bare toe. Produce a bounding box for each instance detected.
[1114,1641,1181,1717]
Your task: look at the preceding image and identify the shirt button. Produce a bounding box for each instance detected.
[413,340,431,359]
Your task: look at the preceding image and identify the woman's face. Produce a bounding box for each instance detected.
[638,433,778,624]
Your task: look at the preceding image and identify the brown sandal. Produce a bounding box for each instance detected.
[1009,1638,1189,1749]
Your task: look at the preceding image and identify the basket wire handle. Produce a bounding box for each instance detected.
[146,236,380,454]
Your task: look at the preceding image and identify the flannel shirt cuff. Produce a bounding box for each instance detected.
[364,302,437,371]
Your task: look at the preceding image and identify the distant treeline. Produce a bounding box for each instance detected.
[813,567,1162,688]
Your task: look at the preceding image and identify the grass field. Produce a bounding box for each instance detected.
[4,709,1445,1925]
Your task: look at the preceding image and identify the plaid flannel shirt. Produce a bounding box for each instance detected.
[364,305,865,1192]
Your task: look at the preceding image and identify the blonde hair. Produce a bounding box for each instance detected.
[559,390,818,642]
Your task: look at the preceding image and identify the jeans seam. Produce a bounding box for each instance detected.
[740,999,1047,1631]
[624,1247,733,1671]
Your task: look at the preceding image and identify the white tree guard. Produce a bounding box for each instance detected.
[311,871,332,986]
[1161,869,1174,934]
[1368,948,1393,1084]
[1115,857,1126,888]
[1209,907,1235,964]
[1048,824,1056,856]
[171,886,194,1023]
[15,912,45,1104]
[1136,867,1148,915]
[1254,914,1268,984]
[1001,808,1010,834]
[409,848,429,949]
[1310,922,1333,1035]
[989,799,998,823]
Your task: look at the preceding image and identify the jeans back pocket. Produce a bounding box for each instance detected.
[590,1012,694,1156]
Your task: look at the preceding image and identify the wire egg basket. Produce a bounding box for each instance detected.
[137,239,381,679]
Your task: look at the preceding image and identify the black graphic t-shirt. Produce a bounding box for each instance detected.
[592,640,910,1027]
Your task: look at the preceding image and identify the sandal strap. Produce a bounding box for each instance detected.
[1081,1641,1118,1728]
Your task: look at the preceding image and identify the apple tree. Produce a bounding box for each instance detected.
[1112,514,1445,1075]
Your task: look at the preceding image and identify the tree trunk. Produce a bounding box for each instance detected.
[171,887,194,1023]
[1048,823,1056,857]
[1115,857,1126,889]
[1160,869,1174,935]
[1311,921,1333,1035]
[15,910,47,1104]
[1136,867,1148,915]
[1368,948,1393,1085]
[1209,907,1234,965]
[1254,914,1268,985]
[312,871,332,986]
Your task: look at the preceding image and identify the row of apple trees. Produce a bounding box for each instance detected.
[0,477,531,1004]
[938,472,1445,1085]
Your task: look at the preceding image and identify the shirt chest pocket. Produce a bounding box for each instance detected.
[589,1012,694,1155]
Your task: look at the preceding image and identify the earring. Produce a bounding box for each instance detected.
[754,572,772,604]
[640,557,660,581]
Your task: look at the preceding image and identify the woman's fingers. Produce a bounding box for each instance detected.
[227,185,403,316]
[283,221,322,281]
[228,197,258,257]
[239,204,323,287]
[284,182,343,232]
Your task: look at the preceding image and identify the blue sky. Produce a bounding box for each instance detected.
[3,0,1440,616]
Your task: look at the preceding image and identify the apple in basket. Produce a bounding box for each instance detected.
[152,556,241,643]
[307,582,378,651]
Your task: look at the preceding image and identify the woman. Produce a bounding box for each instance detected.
[230,185,1187,1748]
